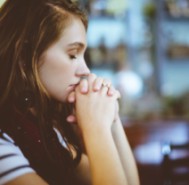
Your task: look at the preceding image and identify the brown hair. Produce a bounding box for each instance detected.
[0,0,88,183]
[0,0,87,106]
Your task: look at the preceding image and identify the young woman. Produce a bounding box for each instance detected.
[0,0,140,184]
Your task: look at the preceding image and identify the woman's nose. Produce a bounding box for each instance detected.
[76,60,90,77]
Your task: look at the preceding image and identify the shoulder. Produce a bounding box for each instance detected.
[0,131,35,185]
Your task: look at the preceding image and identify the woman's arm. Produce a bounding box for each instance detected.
[81,123,127,185]
[68,74,139,185]
[74,108,140,185]
[74,74,128,185]
[112,116,140,185]
[5,173,48,185]
[75,153,92,185]
[75,110,140,185]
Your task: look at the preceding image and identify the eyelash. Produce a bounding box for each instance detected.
[69,55,77,60]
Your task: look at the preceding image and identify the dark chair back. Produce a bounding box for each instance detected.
[162,142,189,185]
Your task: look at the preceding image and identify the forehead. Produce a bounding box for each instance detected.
[58,17,87,48]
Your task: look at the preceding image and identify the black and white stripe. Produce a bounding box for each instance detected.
[0,133,34,184]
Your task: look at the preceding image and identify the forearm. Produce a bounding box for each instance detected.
[82,127,128,185]
[112,118,140,185]
[73,74,129,185]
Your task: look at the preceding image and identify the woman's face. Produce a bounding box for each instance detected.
[38,17,90,102]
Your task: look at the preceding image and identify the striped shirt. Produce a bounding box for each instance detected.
[0,132,34,185]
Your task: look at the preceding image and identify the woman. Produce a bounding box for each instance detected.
[0,0,140,184]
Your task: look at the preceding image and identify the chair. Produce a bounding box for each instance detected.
[161,142,189,185]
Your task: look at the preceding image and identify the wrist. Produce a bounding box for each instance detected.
[82,124,112,142]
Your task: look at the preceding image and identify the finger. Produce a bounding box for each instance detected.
[66,115,77,123]
[114,90,121,99]
[88,73,96,83]
[114,101,119,122]
[93,77,103,91]
[88,73,96,91]
[67,91,76,103]
[115,100,119,113]
[107,86,115,96]
[102,79,111,88]
[101,85,109,95]
[101,79,111,95]
[116,90,121,99]
[79,79,88,94]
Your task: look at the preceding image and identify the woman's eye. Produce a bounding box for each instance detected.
[69,55,77,59]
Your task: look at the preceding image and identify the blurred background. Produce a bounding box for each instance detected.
[79,0,189,184]
[79,0,189,120]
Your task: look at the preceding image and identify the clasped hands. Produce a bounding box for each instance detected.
[66,74,121,130]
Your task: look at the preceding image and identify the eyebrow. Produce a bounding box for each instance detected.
[67,42,86,49]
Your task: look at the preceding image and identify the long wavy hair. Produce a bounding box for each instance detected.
[0,0,88,183]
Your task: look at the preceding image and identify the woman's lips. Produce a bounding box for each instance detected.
[68,83,79,91]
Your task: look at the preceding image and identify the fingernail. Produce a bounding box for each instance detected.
[81,86,87,93]
[93,84,100,91]
[67,115,75,123]
[68,96,75,102]
[108,89,114,96]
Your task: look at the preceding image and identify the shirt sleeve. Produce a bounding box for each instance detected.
[0,132,35,185]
